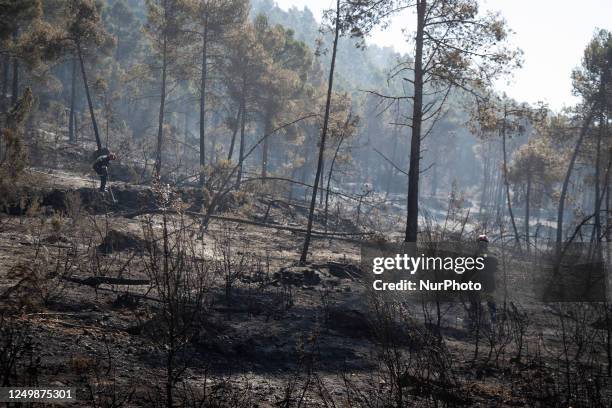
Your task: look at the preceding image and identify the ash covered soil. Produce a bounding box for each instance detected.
[1,166,611,407]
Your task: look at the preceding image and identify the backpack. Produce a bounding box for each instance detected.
[91,147,110,163]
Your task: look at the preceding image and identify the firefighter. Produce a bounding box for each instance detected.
[93,152,116,192]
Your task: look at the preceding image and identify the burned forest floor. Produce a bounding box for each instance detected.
[1,150,612,407]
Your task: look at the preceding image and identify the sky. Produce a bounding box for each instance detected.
[276,0,612,111]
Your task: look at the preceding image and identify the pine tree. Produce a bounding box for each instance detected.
[188,0,248,185]
[65,0,115,151]
[145,0,191,178]
[0,0,42,110]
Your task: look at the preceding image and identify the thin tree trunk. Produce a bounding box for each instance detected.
[300,0,340,264]
[288,166,297,201]
[227,105,241,161]
[302,133,311,185]
[1,54,9,113]
[183,110,189,161]
[324,134,345,233]
[300,129,312,200]
[74,112,79,142]
[593,112,603,243]
[166,350,173,408]
[607,126,611,246]
[479,145,491,216]
[525,170,531,252]
[495,166,504,218]
[385,127,399,198]
[236,77,247,188]
[211,128,217,165]
[11,58,18,106]
[262,113,271,179]
[556,110,594,255]
[404,0,426,243]
[319,157,325,207]
[606,303,611,376]
[104,92,110,146]
[0,55,6,158]
[155,31,168,178]
[77,44,102,151]
[501,106,521,248]
[11,30,18,106]
[161,211,173,408]
[199,17,209,185]
[68,58,77,143]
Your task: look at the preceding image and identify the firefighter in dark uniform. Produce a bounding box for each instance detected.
[93,152,116,192]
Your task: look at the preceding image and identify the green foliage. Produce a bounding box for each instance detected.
[0,0,42,41]
[572,29,612,109]
[0,128,27,177]
[253,14,313,126]
[102,0,145,64]
[508,134,562,206]
[144,0,191,54]
[67,0,116,53]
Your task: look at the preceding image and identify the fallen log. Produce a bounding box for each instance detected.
[122,208,374,237]
[210,214,373,237]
